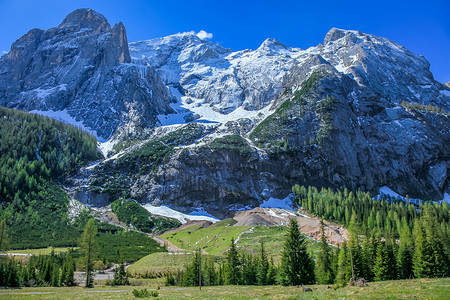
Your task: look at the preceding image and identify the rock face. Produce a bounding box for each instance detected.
[0,8,172,140]
[1,8,449,215]
[116,27,450,215]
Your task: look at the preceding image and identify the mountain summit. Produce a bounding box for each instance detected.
[0,9,449,216]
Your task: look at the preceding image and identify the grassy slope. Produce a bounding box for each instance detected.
[127,252,196,276]
[0,278,448,299]
[157,220,321,266]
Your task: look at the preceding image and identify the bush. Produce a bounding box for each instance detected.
[132,288,158,298]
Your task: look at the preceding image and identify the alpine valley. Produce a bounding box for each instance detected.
[1,8,449,219]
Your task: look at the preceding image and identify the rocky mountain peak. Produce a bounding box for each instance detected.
[324,27,359,44]
[446,82,450,88]
[256,38,293,56]
[59,8,111,33]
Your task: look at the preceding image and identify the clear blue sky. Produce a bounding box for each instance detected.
[1,0,449,83]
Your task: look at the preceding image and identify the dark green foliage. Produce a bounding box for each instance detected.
[110,198,180,233]
[294,184,450,283]
[0,107,101,250]
[95,230,165,264]
[315,220,334,284]
[79,218,97,288]
[279,218,315,286]
[112,264,129,286]
[250,72,325,147]
[60,254,75,286]
[225,238,241,285]
[256,242,269,285]
[132,288,158,298]
[91,123,207,198]
[292,185,449,238]
[209,135,254,156]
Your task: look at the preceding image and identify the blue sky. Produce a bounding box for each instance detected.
[1,0,449,83]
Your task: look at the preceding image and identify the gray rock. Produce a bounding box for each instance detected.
[0,8,171,140]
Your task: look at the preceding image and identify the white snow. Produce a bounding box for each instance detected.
[142,204,219,224]
[440,90,450,97]
[260,194,293,210]
[30,109,99,137]
[379,186,401,198]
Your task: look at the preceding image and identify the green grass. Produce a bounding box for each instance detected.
[0,278,448,299]
[161,219,249,256]
[127,252,196,277]
[160,221,321,263]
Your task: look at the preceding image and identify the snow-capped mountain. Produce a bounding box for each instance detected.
[1,9,449,216]
[0,8,172,140]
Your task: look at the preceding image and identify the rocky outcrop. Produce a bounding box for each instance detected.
[0,8,172,140]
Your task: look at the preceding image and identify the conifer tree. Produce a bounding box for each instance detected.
[413,220,433,278]
[79,218,97,288]
[373,241,389,281]
[279,218,315,285]
[225,238,241,285]
[316,220,334,284]
[257,241,269,285]
[335,242,349,286]
[397,219,414,279]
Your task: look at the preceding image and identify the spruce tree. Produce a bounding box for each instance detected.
[373,241,389,281]
[316,220,334,284]
[225,238,241,285]
[335,242,349,286]
[413,220,433,278]
[279,218,315,286]
[256,241,269,285]
[397,219,414,279]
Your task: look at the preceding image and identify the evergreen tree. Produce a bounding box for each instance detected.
[316,220,334,284]
[279,218,315,286]
[267,257,277,285]
[413,220,433,278]
[0,219,9,251]
[373,241,389,281]
[225,238,241,285]
[60,254,75,286]
[256,241,269,285]
[79,218,97,287]
[112,264,129,286]
[51,264,60,287]
[335,242,350,286]
[397,219,414,279]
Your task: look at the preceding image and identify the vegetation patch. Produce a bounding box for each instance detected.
[111,199,181,233]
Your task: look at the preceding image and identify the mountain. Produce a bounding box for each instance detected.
[0,8,172,141]
[1,9,449,218]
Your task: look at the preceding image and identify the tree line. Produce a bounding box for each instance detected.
[293,185,449,283]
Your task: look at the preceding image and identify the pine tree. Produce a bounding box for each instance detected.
[373,241,389,281]
[79,218,97,287]
[279,218,315,286]
[397,219,414,279]
[335,242,349,286]
[51,264,60,287]
[225,238,241,285]
[267,257,277,285]
[112,264,129,286]
[316,220,334,284]
[0,219,9,251]
[256,241,269,285]
[413,220,433,278]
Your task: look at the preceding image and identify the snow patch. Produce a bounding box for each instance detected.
[441,90,450,97]
[260,194,293,210]
[143,204,219,224]
[30,109,99,137]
